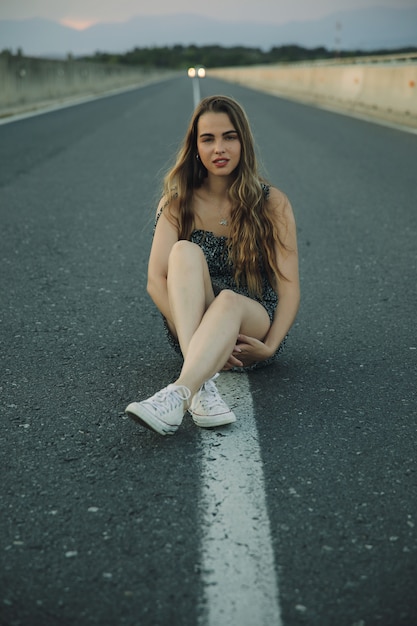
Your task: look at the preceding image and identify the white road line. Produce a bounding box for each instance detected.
[0,86,137,126]
[192,76,201,109]
[198,372,283,626]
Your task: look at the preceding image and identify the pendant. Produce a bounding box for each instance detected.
[219,218,228,226]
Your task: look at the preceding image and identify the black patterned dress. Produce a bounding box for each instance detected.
[155,194,286,370]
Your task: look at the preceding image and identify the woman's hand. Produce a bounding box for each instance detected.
[222,334,274,370]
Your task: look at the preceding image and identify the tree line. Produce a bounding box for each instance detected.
[2,44,416,68]
[82,44,417,69]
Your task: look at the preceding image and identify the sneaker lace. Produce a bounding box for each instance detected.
[146,385,191,415]
[195,376,225,412]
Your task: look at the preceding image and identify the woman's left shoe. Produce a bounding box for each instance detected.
[125,384,191,435]
[189,376,236,428]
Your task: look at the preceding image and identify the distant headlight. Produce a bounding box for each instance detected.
[197,67,206,78]
[188,67,196,78]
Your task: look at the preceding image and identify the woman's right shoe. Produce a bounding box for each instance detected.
[189,376,236,428]
[125,384,191,436]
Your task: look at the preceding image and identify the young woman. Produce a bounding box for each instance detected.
[126,95,300,435]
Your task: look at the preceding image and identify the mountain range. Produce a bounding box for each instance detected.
[1,6,416,58]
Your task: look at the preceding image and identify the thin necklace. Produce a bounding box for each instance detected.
[202,191,230,225]
[217,201,230,226]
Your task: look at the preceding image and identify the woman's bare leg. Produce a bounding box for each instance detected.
[174,290,270,395]
[167,239,271,396]
[166,240,215,356]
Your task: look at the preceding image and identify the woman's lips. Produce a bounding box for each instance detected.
[213,158,229,167]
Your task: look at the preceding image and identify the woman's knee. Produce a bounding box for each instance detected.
[168,240,205,268]
[214,289,241,311]
[214,290,270,334]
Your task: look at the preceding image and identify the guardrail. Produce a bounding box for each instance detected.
[294,52,417,65]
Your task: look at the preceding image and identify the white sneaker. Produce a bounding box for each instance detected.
[125,384,191,436]
[189,375,236,428]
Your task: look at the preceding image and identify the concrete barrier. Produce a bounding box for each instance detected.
[209,58,417,129]
[0,55,175,117]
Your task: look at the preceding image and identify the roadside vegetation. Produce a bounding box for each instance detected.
[2,44,416,68]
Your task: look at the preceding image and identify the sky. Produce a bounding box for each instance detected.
[1,0,416,29]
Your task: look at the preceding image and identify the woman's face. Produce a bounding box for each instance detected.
[196,112,241,178]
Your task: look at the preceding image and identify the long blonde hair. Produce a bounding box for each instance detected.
[163,95,288,296]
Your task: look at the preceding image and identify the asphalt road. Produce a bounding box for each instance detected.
[1,75,416,626]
